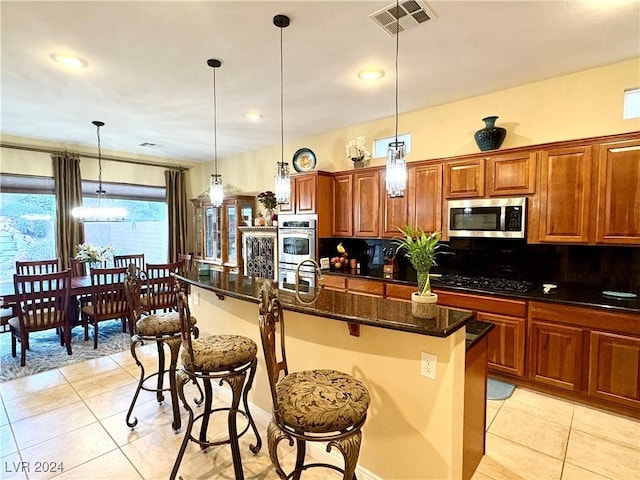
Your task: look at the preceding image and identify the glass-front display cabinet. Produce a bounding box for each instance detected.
[191,194,253,272]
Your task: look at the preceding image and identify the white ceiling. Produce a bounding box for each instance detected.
[1,1,639,163]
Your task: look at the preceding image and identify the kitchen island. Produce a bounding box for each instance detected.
[176,270,493,480]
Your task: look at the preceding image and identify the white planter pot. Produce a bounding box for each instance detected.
[411,292,438,319]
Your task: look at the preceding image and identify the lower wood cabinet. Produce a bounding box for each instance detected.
[588,331,640,409]
[477,312,525,377]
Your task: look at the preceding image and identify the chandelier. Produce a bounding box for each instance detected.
[72,121,127,222]
[386,0,407,198]
[207,58,224,207]
[273,14,291,205]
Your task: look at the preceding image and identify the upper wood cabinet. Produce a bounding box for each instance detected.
[279,171,333,236]
[534,145,594,243]
[595,139,640,245]
[445,159,485,198]
[353,170,380,237]
[408,163,443,235]
[332,173,353,236]
[380,169,408,238]
[486,152,537,196]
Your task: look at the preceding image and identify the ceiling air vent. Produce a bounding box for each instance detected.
[369,0,436,37]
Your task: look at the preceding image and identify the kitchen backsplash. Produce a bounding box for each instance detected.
[319,237,640,293]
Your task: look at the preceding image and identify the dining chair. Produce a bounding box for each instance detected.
[15,259,59,275]
[142,262,182,314]
[114,253,145,270]
[258,285,370,479]
[82,266,130,348]
[9,270,72,366]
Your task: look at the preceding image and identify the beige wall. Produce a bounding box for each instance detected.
[192,287,467,480]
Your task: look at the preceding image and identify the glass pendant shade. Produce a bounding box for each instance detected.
[386,141,407,198]
[72,121,128,222]
[274,161,290,204]
[209,174,224,207]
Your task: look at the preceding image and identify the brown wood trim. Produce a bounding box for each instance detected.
[529,301,640,335]
[434,289,527,317]
[348,322,361,337]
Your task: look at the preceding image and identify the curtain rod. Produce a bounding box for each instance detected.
[0,142,191,171]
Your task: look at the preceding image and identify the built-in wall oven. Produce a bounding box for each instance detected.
[278,215,317,292]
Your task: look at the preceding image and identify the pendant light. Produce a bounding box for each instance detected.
[386,0,407,198]
[207,58,224,207]
[273,14,291,205]
[72,121,128,222]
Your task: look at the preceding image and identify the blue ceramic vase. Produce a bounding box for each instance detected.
[474,116,507,152]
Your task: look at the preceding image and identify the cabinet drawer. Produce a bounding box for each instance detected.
[386,283,415,302]
[323,275,346,291]
[434,290,527,318]
[347,277,385,297]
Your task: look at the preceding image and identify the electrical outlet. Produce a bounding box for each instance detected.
[192,291,199,305]
[420,352,437,379]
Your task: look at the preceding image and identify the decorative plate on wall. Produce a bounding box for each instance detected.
[292,148,316,172]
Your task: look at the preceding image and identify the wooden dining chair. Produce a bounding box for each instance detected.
[142,262,182,314]
[114,253,145,270]
[9,270,72,366]
[15,259,59,275]
[82,266,131,348]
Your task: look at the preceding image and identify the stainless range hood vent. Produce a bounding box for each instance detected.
[370,0,436,37]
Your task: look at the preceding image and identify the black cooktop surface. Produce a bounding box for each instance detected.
[434,274,535,294]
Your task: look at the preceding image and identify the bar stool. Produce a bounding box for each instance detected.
[258,285,370,479]
[171,290,262,480]
[123,266,198,431]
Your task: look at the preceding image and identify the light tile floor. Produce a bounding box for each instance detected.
[1,345,639,479]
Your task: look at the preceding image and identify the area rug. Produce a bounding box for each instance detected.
[0,321,131,382]
[487,377,516,400]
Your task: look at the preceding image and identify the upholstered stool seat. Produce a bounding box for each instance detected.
[170,292,261,480]
[135,312,195,336]
[277,369,370,434]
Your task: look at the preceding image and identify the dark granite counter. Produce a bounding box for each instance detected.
[176,271,477,339]
[324,270,640,314]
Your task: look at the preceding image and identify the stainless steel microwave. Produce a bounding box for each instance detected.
[447,197,527,239]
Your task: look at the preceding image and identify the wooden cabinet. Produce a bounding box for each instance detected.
[332,174,353,237]
[588,331,640,409]
[445,159,485,198]
[595,139,640,245]
[477,312,526,377]
[323,274,347,292]
[534,145,593,243]
[529,319,584,391]
[348,277,385,297]
[280,171,333,236]
[380,169,408,238]
[486,151,537,196]
[408,163,443,234]
[353,170,380,237]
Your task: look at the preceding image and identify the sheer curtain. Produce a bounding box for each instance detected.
[52,152,83,269]
[165,169,188,262]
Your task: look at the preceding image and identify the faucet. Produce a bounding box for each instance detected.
[294,259,325,304]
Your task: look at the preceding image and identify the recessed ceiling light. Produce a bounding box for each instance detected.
[245,111,263,121]
[358,68,385,81]
[50,52,88,68]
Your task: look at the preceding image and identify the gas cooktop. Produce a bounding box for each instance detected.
[434,274,535,294]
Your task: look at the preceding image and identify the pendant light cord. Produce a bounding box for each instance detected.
[96,123,103,193]
[213,65,218,176]
[280,25,284,164]
[395,0,400,143]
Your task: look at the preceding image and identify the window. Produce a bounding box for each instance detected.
[623,88,640,119]
[80,181,168,265]
[373,133,412,158]
[0,175,57,290]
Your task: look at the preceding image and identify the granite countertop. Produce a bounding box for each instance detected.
[324,269,640,314]
[176,271,477,339]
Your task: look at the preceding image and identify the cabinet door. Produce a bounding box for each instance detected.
[595,139,640,245]
[529,320,583,391]
[354,170,380,237]
[486,152,537,196]
[444,159,485,198]
[332,174,353,236]
[323,274,347,292]
[536,145,593,243]
[347,277,385,297]
[588,331,640,409]
[380,170,408,238]
[296,175,317,214]
[408,163,443,234]
[278,177,296,214]
[478,312,525,377]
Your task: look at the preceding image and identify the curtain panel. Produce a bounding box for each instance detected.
[165,169,188,262]
[52,152,83,269]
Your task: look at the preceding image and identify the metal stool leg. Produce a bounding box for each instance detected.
[167,338,182,431]
[225,370,247,480]
[170,371,194,480]
[242,357,262,454]
[126,335,145,429]
[329,431,363,480]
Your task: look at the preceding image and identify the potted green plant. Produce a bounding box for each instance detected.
[393,225,446,318]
